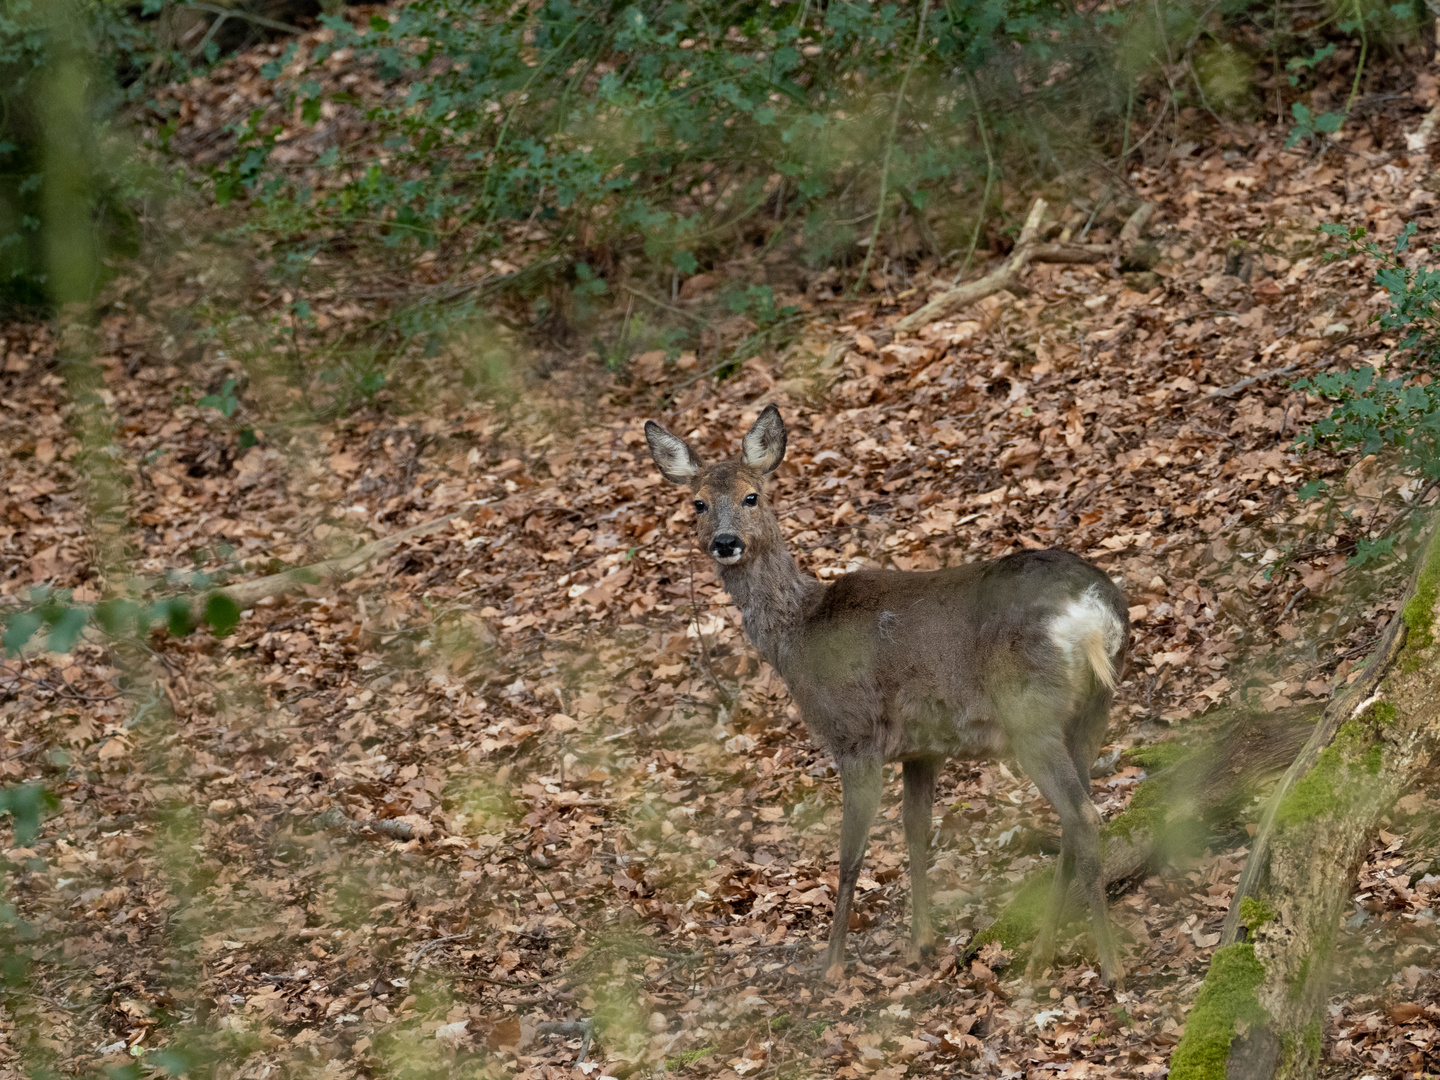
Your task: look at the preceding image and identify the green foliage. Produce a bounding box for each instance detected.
[1299,224,1440,490]
[0,0,149,310]
[1168,943,1268,1080]
[197,376,241,418]
[667,1045,716,1070]
[2,584,244,656]
[1287,102,1345,146]
[209,0,1206,299]
[0,783,57,846]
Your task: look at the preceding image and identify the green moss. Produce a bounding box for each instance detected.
[1364,701,1397,726]
[970,869,1053,955]
[1274,718,1384,828]
[1289,951,1311,1002]
[1103,776,1167,844]
[1400,530,1440,668]
[1124,741,1192,772]
[667,1046,716,1070]
[1169,943,1269,1080]
[1239,897,1276,932]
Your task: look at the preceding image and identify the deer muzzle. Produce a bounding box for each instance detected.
[710,533,745,564]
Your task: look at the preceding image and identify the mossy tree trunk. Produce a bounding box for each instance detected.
[1168,521,1440,1080]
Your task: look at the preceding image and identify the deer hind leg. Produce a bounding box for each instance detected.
[1030,832,1074,974]
[1014,737,1124,988]
[1031,691,1114,972]
[901,757,941,963]
[826,755,883,982]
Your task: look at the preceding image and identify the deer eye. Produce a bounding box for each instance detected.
[743,493,759,507]
[693,500,708,514]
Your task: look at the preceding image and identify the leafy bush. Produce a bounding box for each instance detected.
[1299,223,1440,487]
[214,0,1185,290]
[0,0,150,310]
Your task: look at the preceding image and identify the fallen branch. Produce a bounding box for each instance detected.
[1199,363,1300,402]
[182,2,302,34]
[203,498,497,617]
[895,199,1049,332]
[1407,101,1440,152]
[895,199,1156,333]
[313,806,427,842]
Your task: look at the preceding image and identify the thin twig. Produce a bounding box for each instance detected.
[623,284,708,325]
[688,550,728,699]
[852,0,930,295]
[1199,364,1300,402]
[182,2,302,34]
[957,72,996,283]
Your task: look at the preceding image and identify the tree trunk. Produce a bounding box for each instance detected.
[968,705,1321,956]
[1169,521,1440,1080]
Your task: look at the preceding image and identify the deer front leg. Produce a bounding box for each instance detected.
[825,755,882,983]
[901,757,940,963]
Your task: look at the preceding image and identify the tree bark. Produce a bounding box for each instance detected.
[967,705,1321,957]
[1169,520,1440,1080]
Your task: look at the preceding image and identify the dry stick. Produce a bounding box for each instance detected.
[896,199,1153,334]
[1199,363,1300,402]
[1407,101,1440,152]
[623,283,707,325]
[200,498,499,617]
[895,198,1048,333]
[183,2,303,34]
[537,1020,594,1064]
[852,0,930,296]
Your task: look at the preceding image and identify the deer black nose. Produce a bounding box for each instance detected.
[710,534,745,562]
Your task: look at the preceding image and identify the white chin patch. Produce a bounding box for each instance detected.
[713,552,743,565]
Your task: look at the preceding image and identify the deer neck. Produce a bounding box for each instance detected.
[719,540,819,671]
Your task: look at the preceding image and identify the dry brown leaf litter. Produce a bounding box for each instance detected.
[2,41,1440,1080]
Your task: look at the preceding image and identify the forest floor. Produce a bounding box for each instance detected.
[4,29,1440,1080]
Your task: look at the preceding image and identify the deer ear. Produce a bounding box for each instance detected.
[645,421,702,484]
[741,404,787,474]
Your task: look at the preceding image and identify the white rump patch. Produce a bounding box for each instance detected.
[1049,584,1125,690]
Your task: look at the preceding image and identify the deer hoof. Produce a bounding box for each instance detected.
[905,941,936,967]
[823,961,847,985]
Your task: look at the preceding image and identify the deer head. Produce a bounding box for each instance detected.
[644,404,789,567]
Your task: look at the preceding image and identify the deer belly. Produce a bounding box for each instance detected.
[883,696,1005,760]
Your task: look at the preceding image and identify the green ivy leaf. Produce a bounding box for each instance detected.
[0,784,58,846]
[93,598,141,637]
[2,612,41,656]
[46,606,88,654]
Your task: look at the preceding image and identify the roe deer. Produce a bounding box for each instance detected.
[645,405,1129,985]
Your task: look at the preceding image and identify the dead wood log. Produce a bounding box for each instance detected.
[1170,518,1440,1080]
[198,498,496,617]
[894,199,1155,333]
[967,704,1321,957]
